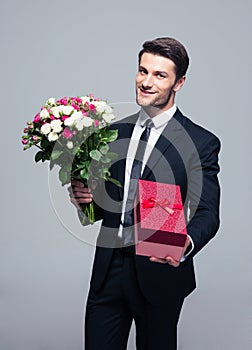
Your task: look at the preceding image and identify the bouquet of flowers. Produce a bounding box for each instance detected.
[22,94,121,224]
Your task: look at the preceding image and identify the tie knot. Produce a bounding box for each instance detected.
[144,118,154,129]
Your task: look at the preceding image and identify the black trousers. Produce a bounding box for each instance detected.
[85,249,184,350]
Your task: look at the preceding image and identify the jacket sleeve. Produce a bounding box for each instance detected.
[186,135,221,257]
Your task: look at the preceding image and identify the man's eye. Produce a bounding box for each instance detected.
[156,73,165,78]
[139,68,147,74]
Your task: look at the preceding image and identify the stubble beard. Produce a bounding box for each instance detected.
[136,87,173,114]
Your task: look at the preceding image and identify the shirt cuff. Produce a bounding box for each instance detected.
[180,235,194,262]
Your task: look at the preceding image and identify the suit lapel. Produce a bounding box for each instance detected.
[142,109,184,179]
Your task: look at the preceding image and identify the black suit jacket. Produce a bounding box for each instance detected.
[89,108,221,306]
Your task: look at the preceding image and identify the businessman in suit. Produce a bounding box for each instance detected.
[70,37,221,350]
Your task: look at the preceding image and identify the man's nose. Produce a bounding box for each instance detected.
[142,74,153,88]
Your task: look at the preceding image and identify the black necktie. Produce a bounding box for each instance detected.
[122,119,154,245]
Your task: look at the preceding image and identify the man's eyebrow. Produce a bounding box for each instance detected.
[155,70,168,76]
[138,66,169,76]
[138,65,147,70]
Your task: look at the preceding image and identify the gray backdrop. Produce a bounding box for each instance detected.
[1,0,251,349]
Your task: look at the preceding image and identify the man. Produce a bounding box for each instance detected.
[70,37,221,349]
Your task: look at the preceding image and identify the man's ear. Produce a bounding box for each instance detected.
[173,76,186,92]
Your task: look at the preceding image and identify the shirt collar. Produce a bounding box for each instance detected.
[138,104,177,129]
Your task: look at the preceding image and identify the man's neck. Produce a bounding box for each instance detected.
[142,103,176,118]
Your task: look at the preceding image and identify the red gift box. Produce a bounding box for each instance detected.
[134,180,188,260]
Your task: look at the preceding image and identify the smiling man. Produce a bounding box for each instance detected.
[70,37,221,350]
[136,52,185,116]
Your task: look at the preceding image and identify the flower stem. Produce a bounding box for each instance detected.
[81,202,95,225]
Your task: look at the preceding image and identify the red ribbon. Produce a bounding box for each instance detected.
[141,197,183,215]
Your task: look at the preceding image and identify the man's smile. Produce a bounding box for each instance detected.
[138,87,156,96]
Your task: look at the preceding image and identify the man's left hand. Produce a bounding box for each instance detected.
[149,236,191,267]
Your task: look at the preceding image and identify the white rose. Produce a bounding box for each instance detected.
[94,102,107,114]
[51,119,63,133]
[93,100,106,107]
[62,105,74,115]
[102,113,115,123]
[50,106,61,118]
[48,131,59,142]
[40,123,51,135]
[99,105,113,114]
[80,96,92,104]
[67,141,73,149]
[64,116,76,127]
[40,108,50,120]
[75,118,85,131]
[82,117,93,127]
[104,105,113,114]
[72,110,83,120]
[95,105,105,114]
[46,97,56,105]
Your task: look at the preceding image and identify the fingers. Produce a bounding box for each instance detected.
[71,187,93,200]
[68,180,93,209]
[149,257,167,264]
[149,256,180,267]
[70,179,85,188]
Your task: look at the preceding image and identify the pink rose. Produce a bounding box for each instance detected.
[94,119,99,127]
[61,115,69,121]
[89,104,96,111]
[62,128,73,139]
[22,139,28,145]
[50,115,55,120]
[32,135,38,141]
[33,114,41,123]
[23,128,28,133]
[72,103,80,111]
[57,97,68,105]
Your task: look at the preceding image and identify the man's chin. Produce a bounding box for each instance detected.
[136,96,153,107]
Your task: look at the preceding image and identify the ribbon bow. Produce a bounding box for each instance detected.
[141,197,183,215]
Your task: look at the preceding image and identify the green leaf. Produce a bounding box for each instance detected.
[23,144,32,151]
[99,144,109,155]
[106,152,119,160]
[107,177,122,188]
[51,150,63,161]
[73,146,81,155]
[59,168,69,185]
[35,151,44,163]
[101,156,111,164]
[80,168,88,179]
[90,149,102,161]
[65,163,72,172]
[77,146,89,161]
[106,130,118,142]
[40,138,50,149]
[42,152,51,162]
[100,166,109,175]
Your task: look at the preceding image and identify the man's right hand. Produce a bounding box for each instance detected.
[68,179,93,210]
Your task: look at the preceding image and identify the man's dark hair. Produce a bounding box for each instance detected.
[138,37,189,81]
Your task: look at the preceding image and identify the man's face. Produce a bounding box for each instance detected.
[135,52,185,117]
